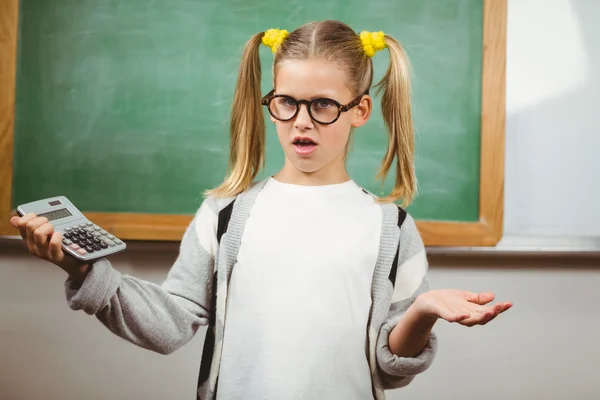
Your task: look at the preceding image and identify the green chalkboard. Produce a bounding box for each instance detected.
[13,0,482,222]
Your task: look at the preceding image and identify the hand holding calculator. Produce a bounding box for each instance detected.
[16,196,126,262]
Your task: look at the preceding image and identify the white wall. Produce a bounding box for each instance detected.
[504,0,600,238]
[1,242,599,400]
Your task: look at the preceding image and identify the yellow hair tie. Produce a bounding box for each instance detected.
[359,31,386,57]
[262,28,289,53]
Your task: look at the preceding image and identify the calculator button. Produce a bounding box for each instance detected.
[77,248,87,255]
[107,234,115,240]
[70,243,80,250]
[93,226,101,231]
[101,237,116,247]
[92,231,101,237]
[85,227,95,233]
[100,229,108,235]
[100,242,108,249]
[92,238,101,244]
[77,229,85,234]
[86,222,93,227]
[63,232,71,239]
[85,239,93,245]
[62,239,72,245]
[93,245,102,251]
[85,232,93,238]
[114,239,123,245]
[85,246,94,253]
[65,227,72,232]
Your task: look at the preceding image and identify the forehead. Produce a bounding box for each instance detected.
[274,58,352,99]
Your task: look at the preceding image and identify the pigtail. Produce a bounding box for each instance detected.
[206,32,266,198]
[374,35,416,207]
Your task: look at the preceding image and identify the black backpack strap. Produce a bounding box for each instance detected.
[197,199,235,398]
[388,206,407,287]
[216,200,235,244]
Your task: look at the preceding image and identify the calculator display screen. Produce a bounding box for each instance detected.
[38,208,73,221]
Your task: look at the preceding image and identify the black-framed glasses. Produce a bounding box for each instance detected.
[261,89,368,125]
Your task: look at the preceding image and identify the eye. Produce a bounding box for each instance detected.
[313,99,335,109]
[276,97,296,108]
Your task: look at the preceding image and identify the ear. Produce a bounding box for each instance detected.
[352,95,372,128]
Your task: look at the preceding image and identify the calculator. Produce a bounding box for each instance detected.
[16,196,126,262]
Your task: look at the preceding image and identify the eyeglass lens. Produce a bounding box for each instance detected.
[269,96,340,124]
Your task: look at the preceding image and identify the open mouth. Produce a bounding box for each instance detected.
[293,138,317,146]
[292,137,317,156]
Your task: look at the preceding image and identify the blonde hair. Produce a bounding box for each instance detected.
[206,20,416,206]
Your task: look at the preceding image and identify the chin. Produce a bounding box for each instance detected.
[291,159,322,174]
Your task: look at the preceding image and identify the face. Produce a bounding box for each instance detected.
[270,58,371,182]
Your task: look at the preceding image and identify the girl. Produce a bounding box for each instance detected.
[10,20,512,400]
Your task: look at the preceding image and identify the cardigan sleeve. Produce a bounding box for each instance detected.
[64,198,219,355]
[376,214,437,389]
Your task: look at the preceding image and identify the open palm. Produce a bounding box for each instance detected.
[417,289,512,327]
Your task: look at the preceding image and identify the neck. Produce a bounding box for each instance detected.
[274,158,349,186]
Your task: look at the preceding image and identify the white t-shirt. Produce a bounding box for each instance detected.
[217,177,382,399]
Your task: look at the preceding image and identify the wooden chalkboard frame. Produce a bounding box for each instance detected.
[0,0,506,246]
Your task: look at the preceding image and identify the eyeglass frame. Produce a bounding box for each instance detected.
[260,89,369,125]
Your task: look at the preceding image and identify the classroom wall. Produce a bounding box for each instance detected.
[1,1,600,400]
[2,242,599,400]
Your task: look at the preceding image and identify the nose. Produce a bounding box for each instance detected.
[294,103,314,130]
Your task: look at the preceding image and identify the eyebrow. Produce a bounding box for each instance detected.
[276,92,339,100]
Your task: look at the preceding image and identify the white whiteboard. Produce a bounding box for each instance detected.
[503,0,600,241]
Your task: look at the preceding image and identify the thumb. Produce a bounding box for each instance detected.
[9,216,19,228]
[465,291,495,305]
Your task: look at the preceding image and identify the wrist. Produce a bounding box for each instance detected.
[408,294,439,325]
[67,263,90,283]
[388,299,437,356]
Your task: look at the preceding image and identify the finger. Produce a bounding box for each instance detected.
[31,222,52,259]
[33,222,54,249]
[460,307,495,326]
[464,291,495,305]
[33,224,55,259]
[48,231,64,262]
[9,216,20,228]
[481,312,498,325]
[481,303,513,326]
[495,302,513,314]
[15,213,37,239]
[25,217,49,243]
[439,306,471,322]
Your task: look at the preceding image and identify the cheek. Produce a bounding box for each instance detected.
[327,116,353,148]
[321,125,351,151]
[274,122,291,140]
